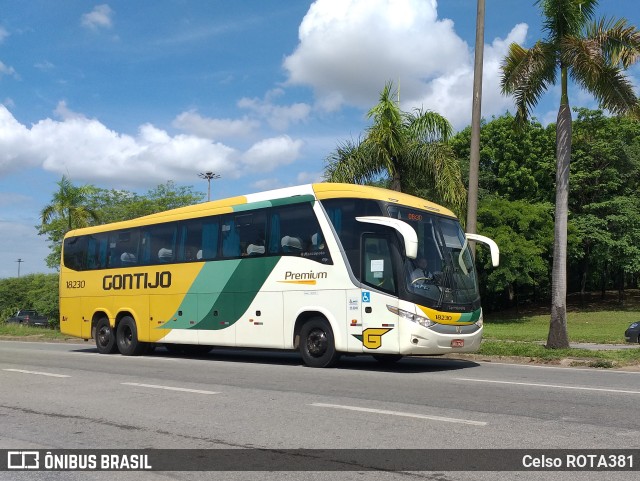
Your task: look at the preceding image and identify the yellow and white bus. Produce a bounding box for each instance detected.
[60,183,498,367]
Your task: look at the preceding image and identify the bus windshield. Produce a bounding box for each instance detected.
[387,206,480,309]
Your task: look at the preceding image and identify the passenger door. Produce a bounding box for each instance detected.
[359,234,400,354]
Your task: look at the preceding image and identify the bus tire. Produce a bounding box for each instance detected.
[95,317,118,354]
[373,354,403,364]
[299,318,340,368]
[116,316,148,356]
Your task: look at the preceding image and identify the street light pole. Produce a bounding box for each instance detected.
[198,171,220,202]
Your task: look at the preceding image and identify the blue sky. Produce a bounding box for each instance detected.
[1,0,639,278]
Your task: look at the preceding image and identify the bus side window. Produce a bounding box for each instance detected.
[86,234,109,269]
[63,235,87,271]
[269,203,332,264]
[362,235,396,294]
[221,216,240,258]
[107,230,140,268]
[236,211,266,256]
[140,224,176,265]
[201,219,219,260]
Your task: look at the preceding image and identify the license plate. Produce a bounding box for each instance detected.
[451,339,464,348]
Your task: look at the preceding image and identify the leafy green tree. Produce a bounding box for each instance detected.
[501,0,640,348]
[85,181,204,225]
[569,109,640,298]
[38,179,204,269]
[0,274,59,325]
[475,197,555,311]
[39,176,100,269]
[451,113,555,203]
[324,82,466,213]
[576,196,640,303]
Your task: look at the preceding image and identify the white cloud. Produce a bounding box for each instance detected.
[172,110,259,140]
[283,0,525,129]
[0,26,9,43]
[238,89,311,130]
[34,60,55,71]
[81,4,114,31]
[407,24,528,129]
[296,171,323,184]
[0,60,18,79]
[0,104,307,188]
[241,136,303,173]
[251,178,284,191]
[0,106,39,173]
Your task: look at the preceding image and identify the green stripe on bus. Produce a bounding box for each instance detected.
[160,256,280,331]
[458,309,481,323]
[232,195,315,212]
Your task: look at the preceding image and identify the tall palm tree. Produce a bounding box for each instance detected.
[501,0,640,348]
[325,82,466,213]
[41,175,99,232]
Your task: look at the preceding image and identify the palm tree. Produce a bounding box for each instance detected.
[41,175,99,231]
[501,0,640,348]
[324,82,466,213]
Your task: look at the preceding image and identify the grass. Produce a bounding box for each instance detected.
[0,323,68,340]
[478,290,640,367]
[478,341,640,367]
[483,310,636,343]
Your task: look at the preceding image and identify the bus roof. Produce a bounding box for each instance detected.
[63,183,456,238]
[312,183,455,217]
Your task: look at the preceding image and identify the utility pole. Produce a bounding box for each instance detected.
[198,171,220,202]
[16,258,24,277]
[466,0,485,257]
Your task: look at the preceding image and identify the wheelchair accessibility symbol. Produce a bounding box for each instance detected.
[362,291,371,303]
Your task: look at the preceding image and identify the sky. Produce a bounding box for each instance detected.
[1,0,639,278]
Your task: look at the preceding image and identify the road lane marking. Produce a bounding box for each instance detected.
[310,403,486,426]
[456,378,640,394]
[122,382,219,395]
[3,369,70,378]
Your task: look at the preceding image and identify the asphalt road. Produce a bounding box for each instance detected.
[0,340,639,481]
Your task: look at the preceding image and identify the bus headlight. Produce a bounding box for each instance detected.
[475,310,484,328]
[387,305,435,329]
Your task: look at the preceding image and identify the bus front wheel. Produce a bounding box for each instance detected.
[116,316,148,356]
[299,318,340,368]
[95,317,118,354]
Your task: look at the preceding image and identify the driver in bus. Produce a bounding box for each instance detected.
[410,258,434,285]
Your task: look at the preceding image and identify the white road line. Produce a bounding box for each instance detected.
[121,382,219,395]
[3,369,70,378]
[456,378,640,395]
[310,403,486,426]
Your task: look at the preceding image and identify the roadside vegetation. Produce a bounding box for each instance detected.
[478,291,640,366]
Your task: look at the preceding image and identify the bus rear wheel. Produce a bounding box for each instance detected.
[95,317,117,354]
[299,318,340,368]
[116,316,148,356]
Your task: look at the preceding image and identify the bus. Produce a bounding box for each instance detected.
[60,183,498,367]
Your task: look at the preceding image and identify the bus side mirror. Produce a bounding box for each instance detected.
[465,233,500,267]
[356,216,418,259]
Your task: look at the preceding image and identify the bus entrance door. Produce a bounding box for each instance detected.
[359,289,399,354]
[358,234,400,354]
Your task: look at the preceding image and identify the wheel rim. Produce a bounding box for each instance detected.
[97,325,111,347]
[121,325,133,348]
[307,328,328,358]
